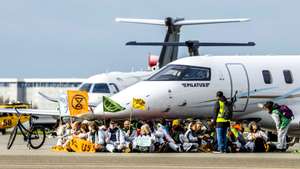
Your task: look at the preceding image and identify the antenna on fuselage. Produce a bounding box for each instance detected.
[126,41,256,56]
[116,17,250,67]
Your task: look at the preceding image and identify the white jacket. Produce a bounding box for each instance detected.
[106,128,125,145]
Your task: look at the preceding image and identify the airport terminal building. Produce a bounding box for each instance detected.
[0,78,84,109]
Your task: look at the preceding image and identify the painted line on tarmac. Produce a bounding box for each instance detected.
[0,164,297,169]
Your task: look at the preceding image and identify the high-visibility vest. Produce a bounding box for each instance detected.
[216,101,230,123]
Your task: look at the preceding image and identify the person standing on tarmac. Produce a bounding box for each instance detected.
[213,91,232,153]
[263,101,292,151]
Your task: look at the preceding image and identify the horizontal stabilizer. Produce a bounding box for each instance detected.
[126,41,255,47]
[116,18,250,26]
[174,18,250,26]
[115,18,165,25]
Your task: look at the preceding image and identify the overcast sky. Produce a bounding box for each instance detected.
[0,0,299,78]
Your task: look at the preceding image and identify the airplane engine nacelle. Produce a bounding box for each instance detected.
[148,54,159,71]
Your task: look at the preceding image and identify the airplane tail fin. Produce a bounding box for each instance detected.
[38,92,59,103]
[39,92,69,116]
[117,17,251,68]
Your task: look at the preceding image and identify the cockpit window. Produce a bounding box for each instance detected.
[79,83,92,92]
[92,83,110,93]
[148,65,211,81]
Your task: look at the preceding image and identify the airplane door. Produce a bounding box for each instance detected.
[226,63,250,112]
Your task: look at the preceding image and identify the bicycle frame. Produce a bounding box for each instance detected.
[14,109,35,140]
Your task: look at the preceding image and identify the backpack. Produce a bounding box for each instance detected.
[223,101,233,120]
[278,105,294,120]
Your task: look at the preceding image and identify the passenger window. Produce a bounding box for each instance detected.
[92,83,110,93]
[283,70,293,84]
[79,83,92,92]
[262,70,272,84]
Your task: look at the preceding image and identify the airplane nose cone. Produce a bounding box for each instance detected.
[93,81,171,120]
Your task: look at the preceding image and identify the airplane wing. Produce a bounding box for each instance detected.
[0,108,60,116]
[174,18,250,26]
[115,18,165,25]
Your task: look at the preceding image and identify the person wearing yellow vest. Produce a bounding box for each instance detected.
[213,91,232,153]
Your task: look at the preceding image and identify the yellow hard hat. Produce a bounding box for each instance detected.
[172,119,180,126]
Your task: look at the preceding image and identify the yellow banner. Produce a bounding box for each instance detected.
[67,90,89,116]
[52,138,96,153]
[132,98,146,110]
[69,138,96,153]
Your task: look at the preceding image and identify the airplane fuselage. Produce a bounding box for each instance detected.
[91,55,300,136]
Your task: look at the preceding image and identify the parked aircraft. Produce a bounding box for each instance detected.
[0,17,259,130]
[90,55,300,136]
[41,17,251,106]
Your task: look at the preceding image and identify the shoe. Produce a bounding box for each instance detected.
[213,151,222,154]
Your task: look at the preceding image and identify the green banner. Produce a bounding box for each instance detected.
[103,96,125,112]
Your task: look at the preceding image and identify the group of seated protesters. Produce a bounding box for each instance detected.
[54,118,278,153]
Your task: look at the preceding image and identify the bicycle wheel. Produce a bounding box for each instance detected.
[7,126,18,149]
[28,126,46,149]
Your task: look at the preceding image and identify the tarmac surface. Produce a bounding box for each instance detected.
[1,134,300,169]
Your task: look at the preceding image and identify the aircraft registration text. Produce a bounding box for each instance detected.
[181,83,210,88]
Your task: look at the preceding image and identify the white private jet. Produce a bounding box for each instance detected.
[90,55,300,136]
[0,17,256,124]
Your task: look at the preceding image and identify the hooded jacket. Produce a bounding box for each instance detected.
[271,104,291,129]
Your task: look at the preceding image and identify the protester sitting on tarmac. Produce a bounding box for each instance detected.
[195,120,213,152]
[77,123,89,140]
[88,121,99,144]
[227,121,247,152]
[105,121,126,152]
[133,124,156,152]
[87,121,105,151]
[56,122,71,147]
[204,119,217,150]
[184,121,200,152]
[154,121,180,152]
[240,120,250,138]
[245,121,268,152]
[122,120,136,148]
[71,121,81,136]
[169,119,185,152]
[263,101,292,151]
[96,125,107,152]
